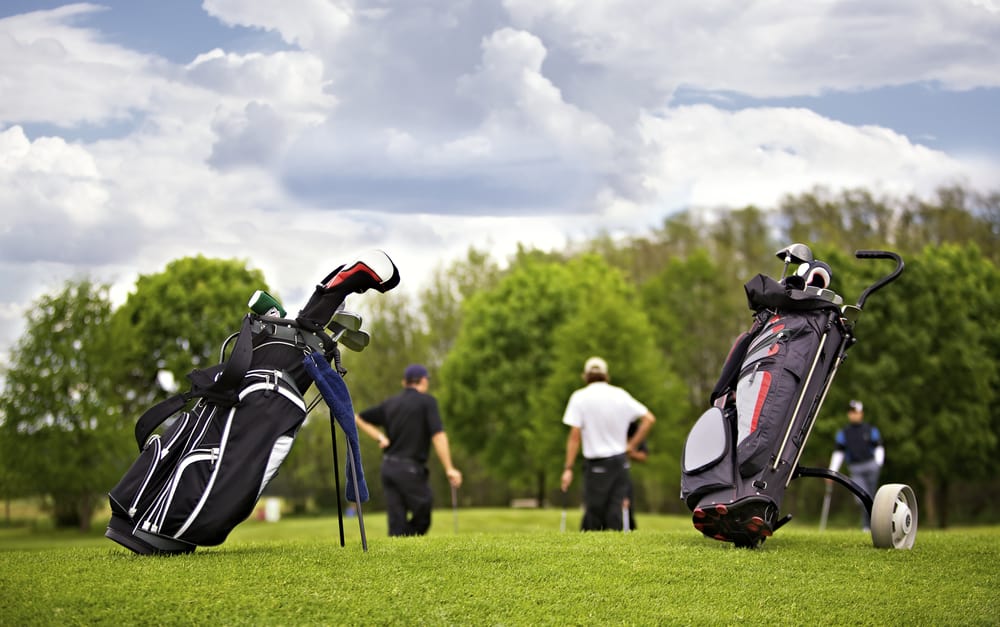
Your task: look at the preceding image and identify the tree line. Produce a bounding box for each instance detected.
[1,185,997,530]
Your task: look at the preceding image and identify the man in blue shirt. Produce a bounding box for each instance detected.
[829,400,885,531]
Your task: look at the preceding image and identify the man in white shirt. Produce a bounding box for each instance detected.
[560,357,656,531]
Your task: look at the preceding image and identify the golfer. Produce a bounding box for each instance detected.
[355,364,462,536]
[560,357,655,531]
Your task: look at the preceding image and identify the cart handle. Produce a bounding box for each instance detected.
[855,250,904,309]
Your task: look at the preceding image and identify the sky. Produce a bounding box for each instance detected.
[1,0,999,374]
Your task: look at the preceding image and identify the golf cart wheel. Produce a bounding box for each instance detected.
[871,484,918,549]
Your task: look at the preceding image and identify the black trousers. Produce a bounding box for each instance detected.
[581,455,630,531]
[381,456,433,536]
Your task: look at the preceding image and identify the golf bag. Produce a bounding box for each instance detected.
[680,246,914,548]
[105,252,399,555]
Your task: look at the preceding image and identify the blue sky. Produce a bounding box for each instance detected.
[1,1,999,370]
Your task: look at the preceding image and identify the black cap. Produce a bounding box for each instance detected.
[404,364,429,380]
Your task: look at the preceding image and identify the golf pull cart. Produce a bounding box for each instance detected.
[680,244,918,550]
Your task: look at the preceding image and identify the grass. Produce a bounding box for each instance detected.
[2,508,998,625]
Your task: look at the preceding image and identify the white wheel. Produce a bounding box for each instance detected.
[871,483,918,549]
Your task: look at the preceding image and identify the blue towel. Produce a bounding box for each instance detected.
[302,352,368,503]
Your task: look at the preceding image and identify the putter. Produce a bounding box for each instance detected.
[451,485,459,534]
[622,503,630,534]
[559,490,568,533]
[819,482,833,531]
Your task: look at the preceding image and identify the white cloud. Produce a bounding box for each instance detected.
[0,4,162,126]
[634,105,983,209]
[1,0,999,379]
[202,0,354,50]
[503,0,1000,96]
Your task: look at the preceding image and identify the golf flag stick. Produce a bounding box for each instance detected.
[819,482,833,531]
[451,485,459,534]
[329,419,345,547]
[344,439,368,552]
[560,489,568,533]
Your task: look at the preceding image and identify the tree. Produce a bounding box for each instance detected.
[641,248,751,409]
[0,280,129,530]
[111,256,270,410]
[807,244,999,527]
[439,252,687,506]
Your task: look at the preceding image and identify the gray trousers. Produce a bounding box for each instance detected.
[848,459,881,529]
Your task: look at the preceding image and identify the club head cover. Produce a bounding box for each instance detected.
[795,259,833,289]
[321,250,400,294]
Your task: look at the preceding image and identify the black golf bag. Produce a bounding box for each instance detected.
[680,246,914,548]
[106,252,399,555]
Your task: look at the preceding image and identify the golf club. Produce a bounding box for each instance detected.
[559,490,568,533]
[775,242,814,279]
[326,321,371,352]
[451,485,459,534]
[819,482,833,531]
[330,308,363,332]
[338,328,370,352]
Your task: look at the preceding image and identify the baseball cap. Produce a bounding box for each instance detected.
[848,400,863,412]
[583,356,608,375]
[403,364,429,380]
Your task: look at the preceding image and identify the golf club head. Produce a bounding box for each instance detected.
[775,243,814,265]
[330,309,363,332]
[337,328,371,352]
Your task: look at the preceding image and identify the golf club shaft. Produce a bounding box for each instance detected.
[345,440,368,552]
[451,485,458,534]
[819,483,833,531]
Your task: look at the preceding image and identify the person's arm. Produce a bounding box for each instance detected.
[829,450,845,472]
[561,427,581,492]
[431,431,462,487]
[626,412,655,456]
[872,426,885,466]
[355,413,389,449]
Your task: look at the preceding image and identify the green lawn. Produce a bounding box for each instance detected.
[2,508,997,625]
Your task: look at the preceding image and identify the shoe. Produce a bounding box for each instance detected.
[321,250,400,294]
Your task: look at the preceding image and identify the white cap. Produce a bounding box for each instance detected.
[583,356,608,375]
[849,400,863,412]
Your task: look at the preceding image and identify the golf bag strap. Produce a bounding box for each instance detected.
[133,316,255,450]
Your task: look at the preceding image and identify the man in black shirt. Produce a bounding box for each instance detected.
[355,364,462,536]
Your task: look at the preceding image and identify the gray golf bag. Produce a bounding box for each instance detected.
[680,245,917,549]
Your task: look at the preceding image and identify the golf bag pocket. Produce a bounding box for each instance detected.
[680,407,736,509]
[107,369,306,554]
[733,312,821,477]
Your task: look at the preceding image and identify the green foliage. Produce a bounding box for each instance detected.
[2,512,999,625]
[439,253,578,495]
[0,280,129,529]
[111,256,269,409]
[440,253,687,502]
[641,248,750,408]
